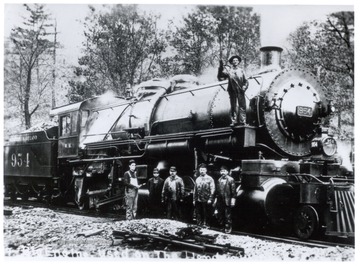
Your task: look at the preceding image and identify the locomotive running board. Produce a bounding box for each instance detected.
[145,125,255,141]
[196,125,255,138]
[70,126,255,163]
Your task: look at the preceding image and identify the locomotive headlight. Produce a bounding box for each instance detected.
[311,137,337,157]
[322,137,337,156]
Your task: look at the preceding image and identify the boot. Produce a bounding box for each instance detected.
[224,224,232,234]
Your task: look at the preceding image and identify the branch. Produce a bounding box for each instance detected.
[326,17,351,48]
[29,104,39,116]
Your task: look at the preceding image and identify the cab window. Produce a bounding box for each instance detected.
[71,112,78,134]
[81,110,89,129]
[60,111,79,136]
[60,114,71,136]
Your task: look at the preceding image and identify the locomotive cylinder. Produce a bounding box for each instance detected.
[235,159,299,228]
[147,140,192,157]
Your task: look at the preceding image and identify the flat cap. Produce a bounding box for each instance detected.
[169,166,177,172]
[220,165,228,171]
[198,163,207,169]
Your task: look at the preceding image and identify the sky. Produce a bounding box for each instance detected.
[2,1,355,65]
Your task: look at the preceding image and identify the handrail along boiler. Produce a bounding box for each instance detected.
[4,46,354,240]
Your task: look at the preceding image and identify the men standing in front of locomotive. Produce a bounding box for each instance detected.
[123,159,140,220]
[215,165,236,233]
[193,163,215,228]
[218,55,249,126]
[147,167,164,218]
[161,166,185,220]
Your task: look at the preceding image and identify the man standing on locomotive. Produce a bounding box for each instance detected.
[215,165,236,233]
[161,166,185,220]
[123,159,140,220]
[147,167,164,217]
[193,163,215,228]
[218,55,249,126]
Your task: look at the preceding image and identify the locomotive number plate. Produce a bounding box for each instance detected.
[296,106,313,117]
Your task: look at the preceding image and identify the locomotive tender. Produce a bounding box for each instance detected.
[4,46,354,240]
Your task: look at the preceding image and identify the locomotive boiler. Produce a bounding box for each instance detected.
[4,46,354,240]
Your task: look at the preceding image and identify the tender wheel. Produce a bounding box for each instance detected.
[293,205,319,239]
[10,190,17,201]
[7,185,18,201]
[21,193,29,201]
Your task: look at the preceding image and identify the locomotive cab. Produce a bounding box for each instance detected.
[50,95,129,158]
[50,101,82,158]
[50,96,129,209]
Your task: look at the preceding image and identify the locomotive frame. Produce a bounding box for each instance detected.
[4,46,354,240]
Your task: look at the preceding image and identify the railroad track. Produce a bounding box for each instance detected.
[205,225,354,249]
[4,198,354,249]
[230,230,354,249]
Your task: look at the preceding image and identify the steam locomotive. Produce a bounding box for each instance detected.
[4,46,354,240]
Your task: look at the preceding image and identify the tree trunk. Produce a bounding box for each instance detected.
[24,69,32,129]
[337,110,342,131]
[52,20,57,108]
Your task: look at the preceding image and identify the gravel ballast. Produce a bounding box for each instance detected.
[3,206,355,260]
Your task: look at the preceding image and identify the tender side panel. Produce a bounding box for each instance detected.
[4,130,58,179]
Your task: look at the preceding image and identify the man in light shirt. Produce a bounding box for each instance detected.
[123,159,140,220]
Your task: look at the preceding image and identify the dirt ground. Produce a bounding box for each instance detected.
[3,206,355,260]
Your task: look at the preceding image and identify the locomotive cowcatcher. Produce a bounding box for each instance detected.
[4,46,354,240]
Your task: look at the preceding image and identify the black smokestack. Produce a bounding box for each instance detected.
[260,46,283,70]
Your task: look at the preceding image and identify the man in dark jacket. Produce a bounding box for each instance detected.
[218,55,249,126]
[147,167,164,217]
[123,159,139,220]
[215,165,236,233]
[193,163,215,227]
[161,166,185,220]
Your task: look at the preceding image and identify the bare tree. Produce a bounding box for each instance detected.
[7,4,57,129]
